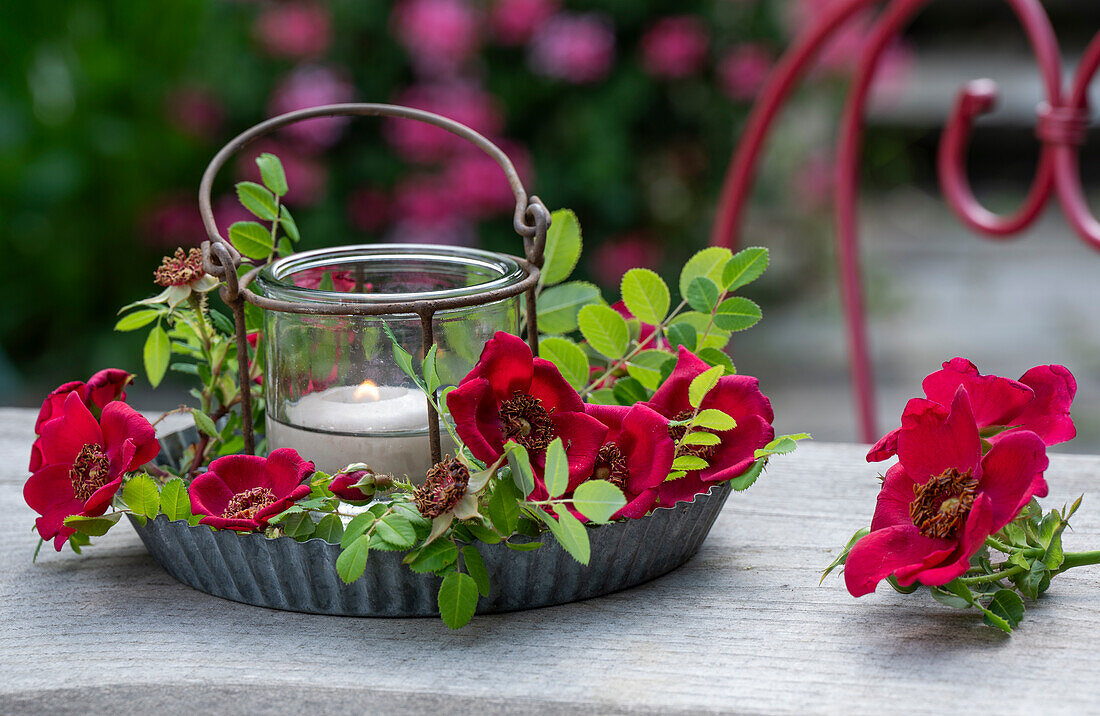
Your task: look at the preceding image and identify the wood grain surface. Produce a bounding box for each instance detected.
[1,407,1098,715]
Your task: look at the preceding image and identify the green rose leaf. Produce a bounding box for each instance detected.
[550,504,591,565]
[336,534,371,584]
[620,268,670,325]
[544,438,570,499]
[280,205,300,242]
[406,539,459,573]
[381,322,421,389]
[539,337,589,390]
[123,473,160,519]
[714,297,762,332]
[461,545,492,596]
[688,365,724,409]
[537,281,602,335]
[665,322,697,352]
[423,344,441,395]
[729,459,765,491]
[191,408,218,438]
[143,324,171,388]
[341,512,377,548]
[541,209,582,287]
[682,431,721,446]
[236,181,278,221]
[314,513,344,543]
[578,304,629,360]
[375,514,416,549]
[697,347,736,375]
[611,376,647,406]
[571,480,626,524]
[722,247,770,292]
[63,512,122,537]
[686,276,720,314]
[679,247,732,301]
[438,571,480,629]
[115,309,161,332]
[488,479,521,535]
[672,455,708,471]
[506,443,535,496]
[282,511,317,540]
[228,221,275,261]
[692,409,736,432]
[256,153,288,197]
[159,478,193,521]
[985,589,1025,630]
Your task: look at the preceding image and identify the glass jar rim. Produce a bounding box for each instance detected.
[255,244,527,306]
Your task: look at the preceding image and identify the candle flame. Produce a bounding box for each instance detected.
[353,379,381,402]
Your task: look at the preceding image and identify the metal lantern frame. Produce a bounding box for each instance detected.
[197,104,550,466]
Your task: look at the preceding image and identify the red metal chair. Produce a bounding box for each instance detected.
[710,0,1100,443]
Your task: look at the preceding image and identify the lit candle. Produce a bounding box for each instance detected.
[266,380,453,478]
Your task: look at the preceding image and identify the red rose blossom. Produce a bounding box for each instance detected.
[30,369,133,471]
[583,403,676,519]
[24,392,159,551]
[446,332,607,498]
[867,358,1075,502]
[188,448,315,531]
[645,347,774,491]
[845,387,1049,597]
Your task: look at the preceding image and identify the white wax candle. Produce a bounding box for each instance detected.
[266,384,453,478]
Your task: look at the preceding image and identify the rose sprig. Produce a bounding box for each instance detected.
[826,359,1099,633]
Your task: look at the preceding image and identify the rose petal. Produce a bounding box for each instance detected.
[617,404,676,493]
[255,484,312,524]
[922,357,1033,428]
[866,428,899,462]
[529,358,585,413]
[551,411,608,491]
[446,378,504,465]
[38,393,103,466]
[84,369,132,410]
[24,464,77,516]
[613,487,659,520]
[904,493,993,586]
[655,472,710,508]
[843,524,955,597]
[461,332,533,402]
[978,430,1049,530]
[263,448,315,494]
[869,463,917,531]
[100,402,159,470]
[82,475,125,517]
[699,414,774,483]
[35,381,85,433]
[1013,364,1077,445]
[703,374,775,425]
[897,389,980,483]
[188,471,237,517]
[585,403,628,440]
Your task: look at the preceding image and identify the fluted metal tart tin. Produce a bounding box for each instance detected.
[130,425,732,617]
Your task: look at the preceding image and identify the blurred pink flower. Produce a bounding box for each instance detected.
[213,195,255,236]
[139,195,204,248]
[528,12,615,84]
[237,140,328,206]
[490,0,559,46]
[391,175,475,245]
[444,142,532,218]
[253,3,333,59]
[267,65,355,151]
[792,150,834,210]
[718,44,772,101]
[164,87,225,140]
[392,0,481,75]
[347,187,391,233]
[139,193,250,247]
[384,83,503,163]
[588,234,663,287]
[640,16,709,79]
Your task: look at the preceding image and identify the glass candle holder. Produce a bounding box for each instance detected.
[255,244,525,477]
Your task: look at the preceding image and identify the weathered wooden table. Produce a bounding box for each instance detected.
[2,406,1099,714]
